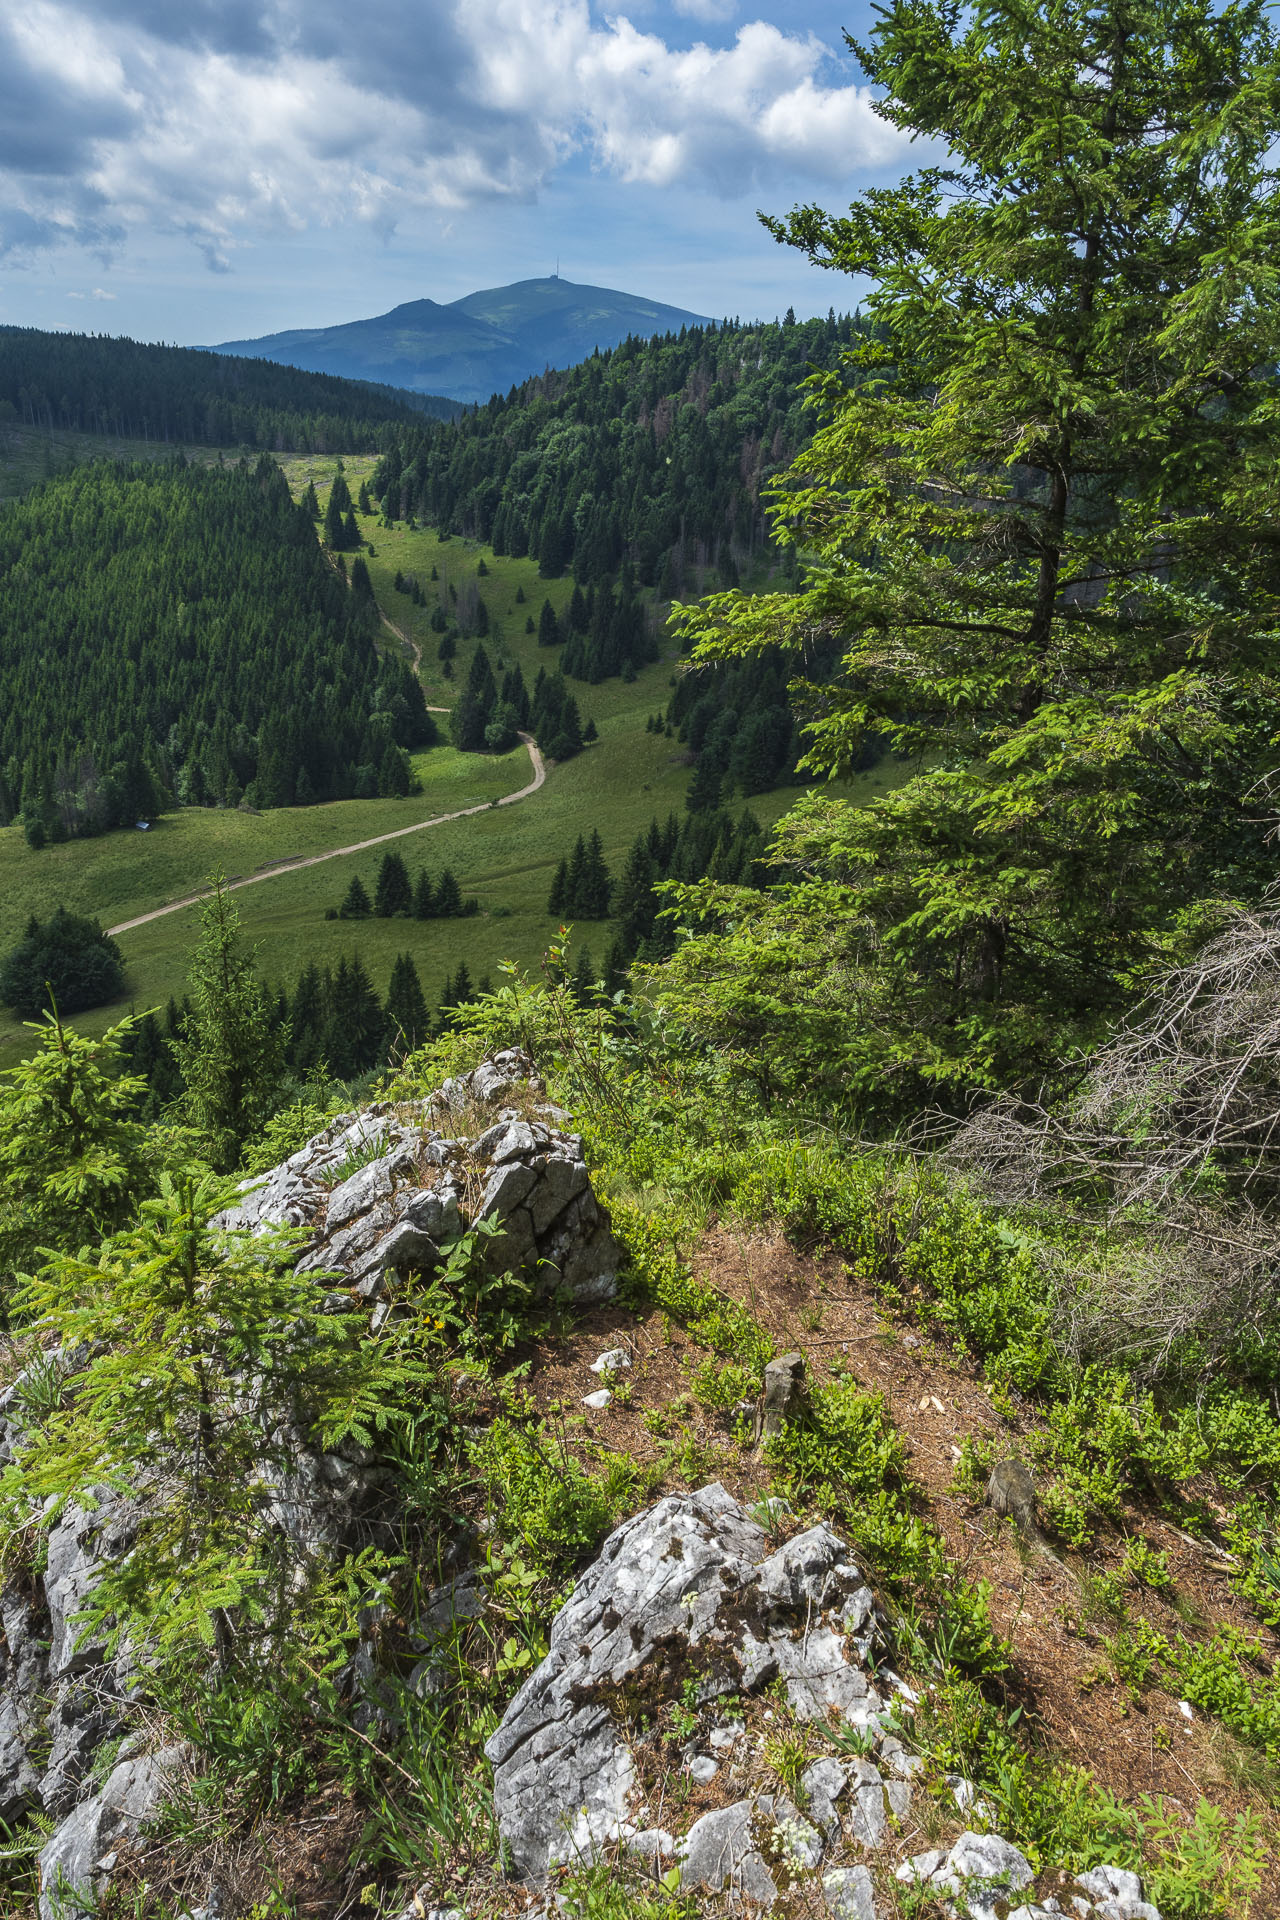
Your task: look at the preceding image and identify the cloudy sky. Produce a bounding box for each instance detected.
[0,0,918,344]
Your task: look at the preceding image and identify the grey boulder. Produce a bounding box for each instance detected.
[484,1484,893,1882]
[38,1747,184,1919]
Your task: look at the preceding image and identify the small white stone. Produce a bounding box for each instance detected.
[709,1722,745,1750]
[687,1755,719,1784]
[590,1347,631,1374]
[582,1388,612,1410]
[1178,1698,1194,1719]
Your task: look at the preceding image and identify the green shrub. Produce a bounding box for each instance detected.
[471,1417,614,1578]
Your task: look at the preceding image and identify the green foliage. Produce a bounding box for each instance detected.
[0,1011,151,1309]
[0,1171,435,1676]
[172,879,289,1171]
[0,908,126,1018]
[471,1414,614,1579]
[672,0,1280,1106]
[765,1375,905,1508]
[557,1860,695,1920]
[912,1671,1269,1918]
[1160,1625,1280,1763]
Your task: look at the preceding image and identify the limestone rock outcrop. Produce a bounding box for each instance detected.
[0,1050,621,1917]
[483,1483,1166,1920]
[216,1049,620,1305]
[484,1482,893,1883]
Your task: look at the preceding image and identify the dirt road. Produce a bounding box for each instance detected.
[107,733,546,937]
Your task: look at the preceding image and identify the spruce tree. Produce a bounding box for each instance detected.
[374,850,412,917]
[563,836,586,917]
[338,874,372,919]
[578,830,613,918]
[377,744,413,796]
[615,840,658,954]
[437,961,474,1030]
[538,599,560,647]
[321,954,384,1078]
[449,688,487,753]
[384,952,429,1057]
[173,879,288,1171]
[674,0,1280,1097]
[288,961,328,1072]
[434,867,462,917]
[323,493,344,549]
[300,480,320,519]
[548,856,568,916]
[0,1012,151,1303]
[412,866,435,919]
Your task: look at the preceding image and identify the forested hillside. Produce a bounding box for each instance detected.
[0,326,458,455]
[0,457,432,839]
[372,313,866,792]
[373,311,857,590]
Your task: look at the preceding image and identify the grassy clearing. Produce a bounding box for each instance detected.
[0,454,898,1053]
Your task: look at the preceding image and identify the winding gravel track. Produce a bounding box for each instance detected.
[106,732,546,937]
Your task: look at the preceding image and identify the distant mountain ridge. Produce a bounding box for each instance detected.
[210,276,713,405]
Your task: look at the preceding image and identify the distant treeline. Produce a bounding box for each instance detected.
[0,326,459,455]
[549,807,771,958]
[327,850,480,923]
[0,456,434,841]
[122,948,490,1108]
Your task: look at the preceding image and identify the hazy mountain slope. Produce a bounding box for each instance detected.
[211,276,712,403]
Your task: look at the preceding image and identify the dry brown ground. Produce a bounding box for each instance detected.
[514,1223,1280,1897]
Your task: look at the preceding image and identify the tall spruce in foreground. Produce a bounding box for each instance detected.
[672,0,1280,1108]
[173,879,288,1171]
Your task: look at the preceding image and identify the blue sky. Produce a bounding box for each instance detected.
[0,1,921,344]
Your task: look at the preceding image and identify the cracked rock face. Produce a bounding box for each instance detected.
[0,1051,621,1917]
[215,1050,620,1306]
[483,1483,899,1883]
[37,1747,186,1920]
[484,1484,1167,1919]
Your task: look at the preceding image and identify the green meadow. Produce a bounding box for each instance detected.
[0,455,895,1057]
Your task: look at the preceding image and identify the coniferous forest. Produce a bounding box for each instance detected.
[371,314,869,784]
[0,325,458,452]
[0,455,433,838]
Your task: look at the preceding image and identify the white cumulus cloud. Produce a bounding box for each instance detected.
[0,0,912,266]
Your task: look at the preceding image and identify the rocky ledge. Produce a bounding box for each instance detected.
[478,1484,1164,1920]
[0,1049,620,1920]
[215,1046,621,1306]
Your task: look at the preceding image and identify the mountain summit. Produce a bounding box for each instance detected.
[210,276,712,405]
